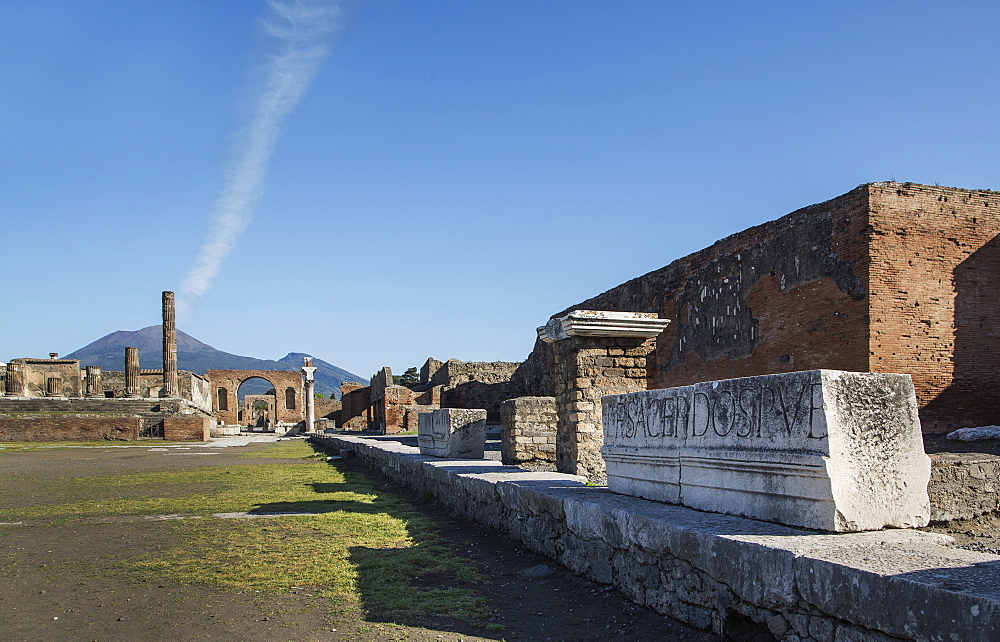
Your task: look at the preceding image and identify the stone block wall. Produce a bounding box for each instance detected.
[163,416,211,441]
[311,433,1000,642]
[0,416,141,441]
[499,396,557,464]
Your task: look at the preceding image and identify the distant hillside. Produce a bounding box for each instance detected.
[64,326,367,399]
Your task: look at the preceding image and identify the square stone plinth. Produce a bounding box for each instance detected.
[417,408,487,459]
[602,370,932,532]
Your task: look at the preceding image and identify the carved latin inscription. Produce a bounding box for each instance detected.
[602,370,932,532]
[606,374,829,452]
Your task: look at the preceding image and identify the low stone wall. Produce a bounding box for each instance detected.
[499,396,556,464]
[930,453,1000,521]
[163,416,211,441]
[0,416,141,441]
[310,433,1000,641]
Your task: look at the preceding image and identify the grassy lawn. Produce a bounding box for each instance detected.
[0,440,492,633]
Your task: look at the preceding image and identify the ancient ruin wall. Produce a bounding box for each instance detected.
[206,369,304,426]
[515,185,872,398]
[0,416,141,441]
[867,183,1000,431]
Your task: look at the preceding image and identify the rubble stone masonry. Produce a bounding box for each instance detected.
[499,396,557,464]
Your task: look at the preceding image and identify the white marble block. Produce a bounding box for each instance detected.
[602,370,932,532]
[417,408,487,459]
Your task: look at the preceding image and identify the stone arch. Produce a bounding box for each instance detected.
[206,370,304,426]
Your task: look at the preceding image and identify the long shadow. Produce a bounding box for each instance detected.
[271,453,504,638]
[922,234,1000,430]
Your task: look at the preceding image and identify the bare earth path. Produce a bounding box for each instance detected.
[0,441,716,641]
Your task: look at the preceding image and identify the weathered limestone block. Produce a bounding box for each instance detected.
[602,370,931,532]
[500,396,557,464]
[417,408,487,459]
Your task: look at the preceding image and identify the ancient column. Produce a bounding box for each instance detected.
[46,377,63,397]
[162,291,178,397]
[124,347,141,398]
[302,357,317,433]
[85,366,102,398]
[537,310,670,481]
[5,362,25,397]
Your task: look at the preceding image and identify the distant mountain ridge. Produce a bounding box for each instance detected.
[64,326,367,399]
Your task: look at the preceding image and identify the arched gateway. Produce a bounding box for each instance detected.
[206,369,304,427]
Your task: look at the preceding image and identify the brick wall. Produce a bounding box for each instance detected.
[0,416,141,441]
[163,416,211,441]
[866,183,1000,431]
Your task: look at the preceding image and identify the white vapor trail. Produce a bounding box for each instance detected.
[179,0,340,317]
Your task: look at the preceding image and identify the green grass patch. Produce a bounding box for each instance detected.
[2,440,490,627]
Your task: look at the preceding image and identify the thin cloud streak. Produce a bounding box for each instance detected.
[179,0,340,318]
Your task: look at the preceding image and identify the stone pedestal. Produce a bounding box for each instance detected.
[538,310,670,481]
[161,291,178,397]
[124,347,140,398]
[418,408,487,458]
[301,358,317,433]
[85,366,102,398]
[499,396,557,464]
[602,369,932,532]
[5,362,24,397]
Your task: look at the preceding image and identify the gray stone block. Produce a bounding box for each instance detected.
[603,370,931,532]
[417,408,487,459]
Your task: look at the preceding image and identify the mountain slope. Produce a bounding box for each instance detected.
[64,326,367,399]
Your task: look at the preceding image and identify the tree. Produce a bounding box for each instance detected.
[314,392,325,398]
[392,367,420,389]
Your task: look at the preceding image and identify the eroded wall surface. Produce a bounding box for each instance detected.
[515,182,1000,432]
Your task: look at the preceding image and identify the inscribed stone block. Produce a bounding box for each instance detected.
[602,370,931,532]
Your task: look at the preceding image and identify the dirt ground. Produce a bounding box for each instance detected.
[0,443,716,642]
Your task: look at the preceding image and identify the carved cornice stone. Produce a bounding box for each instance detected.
[537,310,671,343]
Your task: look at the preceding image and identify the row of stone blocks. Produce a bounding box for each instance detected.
[311,432,1000,641]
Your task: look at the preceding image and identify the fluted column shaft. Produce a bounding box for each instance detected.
[124,347,140,398]
[86,366,102,397]
[5,362,24,397]
[162,291,178,397]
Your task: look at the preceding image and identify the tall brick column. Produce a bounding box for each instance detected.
[162,291,178,397]
[538,310,670,481]
[302,357,317,433]
[124,347,141,398]
[5,362,25,397]
[86,366,102,397]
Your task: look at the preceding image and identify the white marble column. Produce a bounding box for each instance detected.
[301,357,317,433]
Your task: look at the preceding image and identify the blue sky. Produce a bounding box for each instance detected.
[3,0,999,378]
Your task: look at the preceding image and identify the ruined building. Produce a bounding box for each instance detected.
[0,293,214,441]
[514,182,1000,434]
[338,358,520,434]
